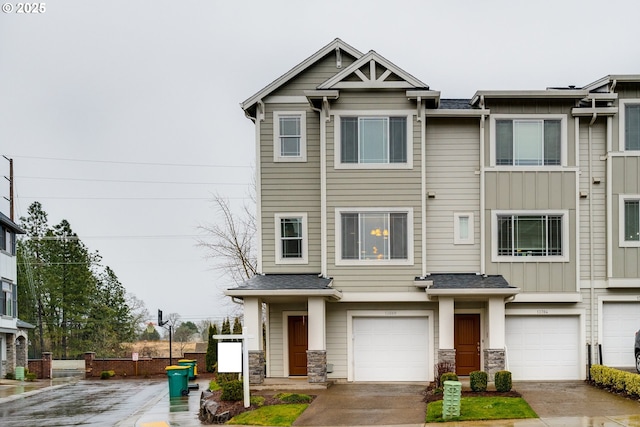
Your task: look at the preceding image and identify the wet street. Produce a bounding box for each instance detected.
[0,378,203,426]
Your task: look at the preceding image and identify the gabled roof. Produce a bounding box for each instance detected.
[0,211,25,234]
[317,50,428,90]
[582,74,640,92]
[240,38,363,113]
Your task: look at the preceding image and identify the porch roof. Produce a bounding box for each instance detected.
[415,273,520,299]
[225,274,342,301]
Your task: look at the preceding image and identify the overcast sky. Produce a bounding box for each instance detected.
[1,0,639,328]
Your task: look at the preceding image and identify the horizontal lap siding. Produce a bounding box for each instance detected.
[426,118,480,272]
[270,53,355,97]
[325,113,422,291]
[612,156,640,277]
[578,120,607,280]
[261,103,321,273]
[485,171,577,292]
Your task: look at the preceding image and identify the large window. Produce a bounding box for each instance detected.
[624,104,640,151]
[339,116,408,165]
[494,211,568,260]
[619,195,640,247]
[336,209,413,264]
[275,213,308,264]
[495,119,561,166]
[273,111,306,162]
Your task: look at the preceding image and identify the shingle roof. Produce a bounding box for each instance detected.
[439,99,472,110]
[417,273,514,289]
[228,274,332,291]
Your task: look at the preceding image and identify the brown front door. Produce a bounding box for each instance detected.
[454,314,480,375]
[288,315,308,376]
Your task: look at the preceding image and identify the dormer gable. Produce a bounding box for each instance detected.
[317,50,428,90]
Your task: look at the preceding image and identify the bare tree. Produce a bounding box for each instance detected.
[197,193,257,285]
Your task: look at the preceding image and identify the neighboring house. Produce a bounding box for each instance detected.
[226,38,640,383]
[0,211,27,379]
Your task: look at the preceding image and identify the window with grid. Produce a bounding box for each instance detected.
[340,117,407,164]
[625,104,640,151]
[497,214,563,257]
[340,212,408,261]
[273,112,306,162]
[496,119,561,166]
[624,199,640,242]
[280,217,303,259]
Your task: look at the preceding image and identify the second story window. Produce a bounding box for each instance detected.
[0,225,16,256]
[273,111,306,162]
[619,195,640,247]
[624,103,640,151]
[275,213,308,264]
[495,119,561,166]
[495,213,565,258]
[1,281,16,318]
[339,116,408,165]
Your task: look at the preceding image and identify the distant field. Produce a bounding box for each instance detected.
[121,341,204,358]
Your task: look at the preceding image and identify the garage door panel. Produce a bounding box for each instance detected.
[353,317,429,382]
[602,302,640,367]
[506,316,580,380]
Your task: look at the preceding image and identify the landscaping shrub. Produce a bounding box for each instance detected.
[5,372,14,380]
[216,372,238,384]
[25,372,37,381]
[220,380,243,401]
[440,372,459,385]
[274,392,312,403]
[435,361,455,388]
[494,370,512,392]
[100,370,115,379]
[469,370,488,392]
[591,365,640,397]
[250,395,265,407]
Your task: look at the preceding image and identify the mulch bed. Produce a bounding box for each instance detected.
[423,384,521,404]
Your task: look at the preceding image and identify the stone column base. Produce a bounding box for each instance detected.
[306,350,327,383]
[483,349,505,381]
[248,350,265,385]
[437,349,457,374]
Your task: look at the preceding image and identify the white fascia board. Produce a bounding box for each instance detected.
[511,292,582,303]
[472,90,588,101]
[241,39,363,112]
[406,90,440,99]
[338,291,429,303]
[224,289,342,300]
[426,109,490,117]
[586,92,618,101]
[583,74,640,91]
[571,107,619,117]
[606,278,640,288]
[426,288,520,298]
[303,90,340,100]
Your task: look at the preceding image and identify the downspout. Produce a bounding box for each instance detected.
[480,96,486,275]
[254,101,265,273]
[309,98,328,277]
[419,97,427,277]
[588,111,597,364]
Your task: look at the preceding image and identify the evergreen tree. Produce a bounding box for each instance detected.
[205,323,218,372]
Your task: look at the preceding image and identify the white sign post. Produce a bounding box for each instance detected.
[214,327,253,408]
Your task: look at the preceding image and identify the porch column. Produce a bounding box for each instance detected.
[243,297,265,384]
[438,297,456,370]
[484,296,506,380]
[307,297,326,383]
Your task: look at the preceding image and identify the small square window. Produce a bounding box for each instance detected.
[273,111,306,162]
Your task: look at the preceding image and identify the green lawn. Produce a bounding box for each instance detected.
[426,397,537,423]
[227,404,309,426]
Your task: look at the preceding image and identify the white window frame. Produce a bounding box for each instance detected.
[489,114,567,168]
[275,213,308,264]
[453,212,474,245]
[334,207,414,266]
[619,99,640,152]
[618,194,640,247]
[333,110,413,170]
[491,210,570,262]
[273,111,307,162]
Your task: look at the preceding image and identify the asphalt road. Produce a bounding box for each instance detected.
[0,379,168,426]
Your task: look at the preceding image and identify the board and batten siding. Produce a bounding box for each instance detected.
[578,119,607,281]
[484,170,577,292]
[260,102,322,273]
[425,118,480,272]
[324,111,423,291]
[611,156,640,278]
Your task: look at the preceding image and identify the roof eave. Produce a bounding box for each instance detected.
[425,287,521,300]
[224,288,343,301]
[472,90,588,103]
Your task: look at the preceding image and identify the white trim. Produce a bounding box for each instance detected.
[274,213,309,264]
[264,96,308,104]
[256,111,263,272]
[491,209,570,262]
[511,292,582,303]
[339,291,429,303]
[273,111,307,162]
[489,114,568,168]
[597,295,640,345]
[607,278,640,288]
[618,99,640,152]
[282,311,307,378]
[320,107,328,277]
[618,194,640,247]
[607,116,613,278]
[346,309,434,382]
[332,111,414,170]
[421,106,427,277]
[453,212,474,245]
[334,207,415,266]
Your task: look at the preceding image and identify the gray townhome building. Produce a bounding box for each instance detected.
[226,39,640,384]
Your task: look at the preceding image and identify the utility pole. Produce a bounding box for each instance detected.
[2,156,13,220]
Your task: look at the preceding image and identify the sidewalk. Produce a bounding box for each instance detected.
[0,376,77,403]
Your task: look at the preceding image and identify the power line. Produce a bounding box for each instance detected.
[17,196,249,200]
[16,176,252,186]
[4,154,252,169]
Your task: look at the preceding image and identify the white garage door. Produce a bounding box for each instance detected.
[602,302,640,367]
[506,316,580,380]
[353,317,429,381]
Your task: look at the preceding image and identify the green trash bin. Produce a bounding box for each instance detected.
[178,359,197,380]
[165,366,190,397]
[15,366,25,381]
